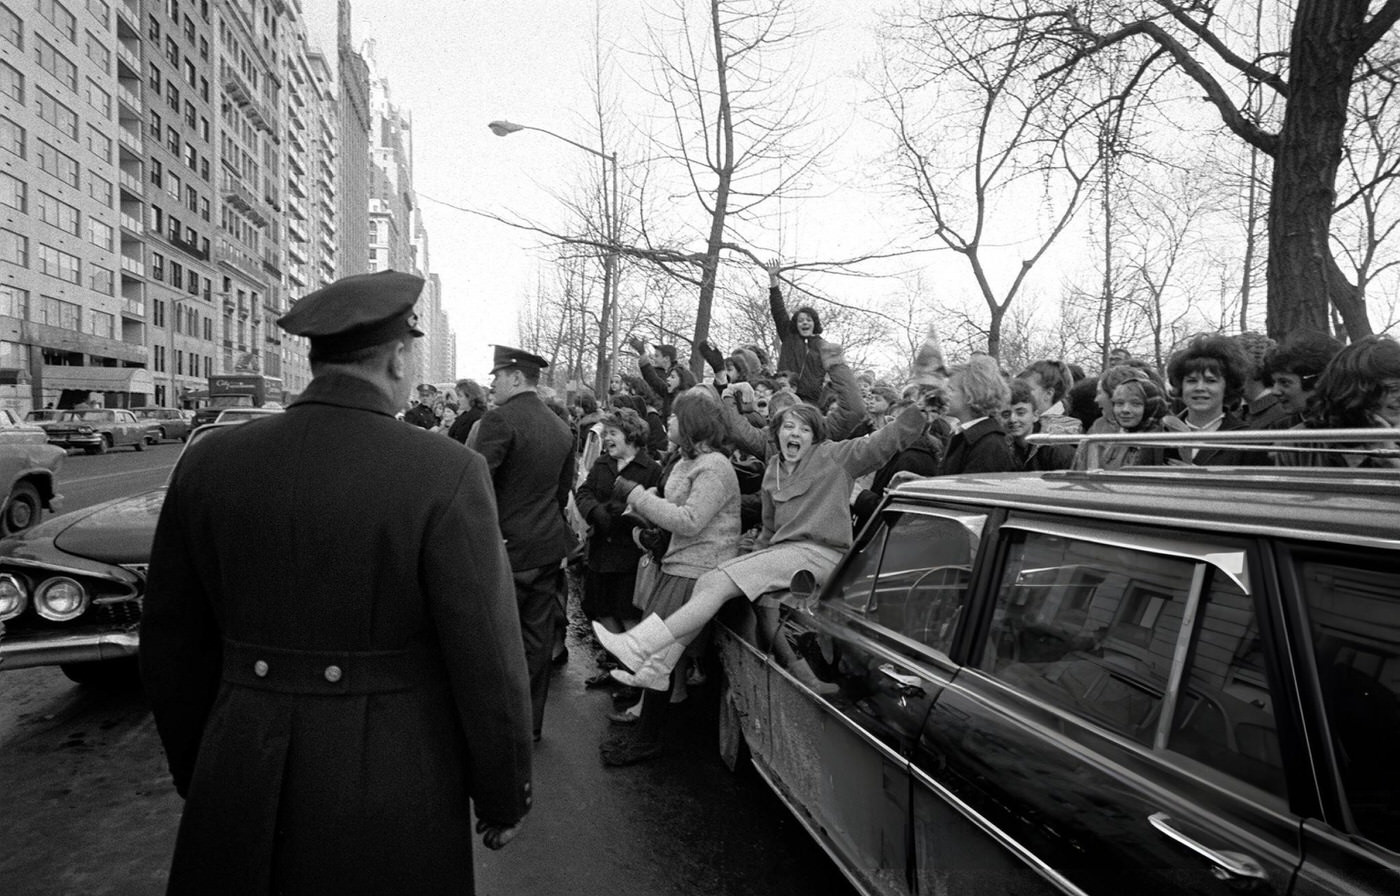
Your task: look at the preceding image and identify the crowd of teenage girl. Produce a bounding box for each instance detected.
[552,259,1400,765]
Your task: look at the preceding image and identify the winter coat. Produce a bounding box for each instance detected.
[629,450,743,579]
[471,390,578,571]
[769,286,826,403]
[939,417,1017,476]
[575,450,662,573]
[141,373,532,896]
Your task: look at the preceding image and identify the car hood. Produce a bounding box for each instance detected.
[2,488,166,566]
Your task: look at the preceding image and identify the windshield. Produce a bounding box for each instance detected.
[58,410,114,422]
[209,396,254,408]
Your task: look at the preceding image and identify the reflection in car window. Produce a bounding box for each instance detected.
[824,524,885,614]
[1297,551,1400,851]
[982,531,1196,747]
[868,513,983,654]
[1167,572,1285,798]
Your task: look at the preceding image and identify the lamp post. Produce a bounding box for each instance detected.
[488,119,619,399]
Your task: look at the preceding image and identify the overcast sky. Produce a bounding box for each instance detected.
[301,0,894,377]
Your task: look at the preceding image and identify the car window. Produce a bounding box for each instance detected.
[1295,550,1400,851]
[1166,572,1285,797]
[822,509,985,655]
[982,530,1198,746]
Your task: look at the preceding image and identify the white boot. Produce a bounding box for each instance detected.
[593,615,676,672]
[610,642,686,691]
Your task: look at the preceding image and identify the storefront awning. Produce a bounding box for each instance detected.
[40,365,154,395]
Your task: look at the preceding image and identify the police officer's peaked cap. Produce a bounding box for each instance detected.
[489,345,549,376]
[278,270,426,355]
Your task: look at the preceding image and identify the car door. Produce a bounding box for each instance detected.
[765,504,988,896]
[1282,544,1400,896]
[917,516,1306,895]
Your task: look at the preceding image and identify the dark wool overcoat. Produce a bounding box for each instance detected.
[939,417,1017,476]
[471,390,576,571]
[140,373,533,896]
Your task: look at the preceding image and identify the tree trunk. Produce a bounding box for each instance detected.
[689,0,733,379]
[1265,0,1372,341]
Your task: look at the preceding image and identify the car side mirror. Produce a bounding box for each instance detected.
[789,565,817,602]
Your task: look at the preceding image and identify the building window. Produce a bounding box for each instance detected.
[165,81,179,112]
[87,217,113,250]
[36,0,76,43]
[170,260,182,288]
[37,244,81,284]
[153,344,164,372]
[84,30,108,70]
[84,78,110,118]
[164,35,177,65]
[148,61,160,90]
[166,171,181,201]
[36,140,79,187]
[150,158,163,187]
[174,348,182,374]
[0,285,29,319]
[35,36,78,90]
[41,294,81,330]
[1,60,25,103]
[86,307,114,337]
[148,204,162,232]
[88,264,113,297]
[85,0,108,26]
[0,170,24,212]
[38,191,80,235]
[0,115,23,157]
[199,157,209,181]
[87,170,112,206]
[167,214,180,243]
[1,3,21,51]
[147,13,159,40]
[166,124,180,153]
[150,251,164,281]
[198,35,207,60]
[149,109,161,139]
[85,123,111,162]
[153,297,164,328]
[0,228,27,266]
[37,88,79,139]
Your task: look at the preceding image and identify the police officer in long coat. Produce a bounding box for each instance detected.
[141,270,532,896]
[469,346,575,741]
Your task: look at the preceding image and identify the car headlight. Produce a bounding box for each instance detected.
[34,577,88,622]
[0,573,27,620]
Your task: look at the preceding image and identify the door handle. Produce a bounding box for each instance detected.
[1148,812,1268,882]
[878,664,925,696]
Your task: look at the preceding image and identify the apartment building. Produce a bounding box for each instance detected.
[1,0,154,411]
[0,0,446,412]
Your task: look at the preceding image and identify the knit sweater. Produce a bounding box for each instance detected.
[758,405,925,555]
[627,451,742,579]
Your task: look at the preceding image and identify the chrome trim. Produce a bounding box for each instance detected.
[1148,812,1268,880]
[0,572,28,620]
[0,630,139,669]
[894,492,1400,552]
[907,762,1091,896]
[33,577,89,622]
[1002,516,1251,592]
[0,556,138,587]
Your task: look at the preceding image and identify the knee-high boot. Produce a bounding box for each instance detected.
[592,615,677,672]
[609,640,685,691]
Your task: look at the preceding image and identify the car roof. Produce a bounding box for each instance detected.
[890,467,1400,550]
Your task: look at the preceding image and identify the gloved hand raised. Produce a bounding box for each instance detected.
[818,339,845,370]
[612,476,641,504]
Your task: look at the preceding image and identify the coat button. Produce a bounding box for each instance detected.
[253,660,268,678]
[324,665,342,683]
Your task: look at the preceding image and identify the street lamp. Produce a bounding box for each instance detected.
[488,119,620,399]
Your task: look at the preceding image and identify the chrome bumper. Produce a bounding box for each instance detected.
[0,629,140,670]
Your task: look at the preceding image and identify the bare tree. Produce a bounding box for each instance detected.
[980,0,1400,341]
[876,4,1111,356]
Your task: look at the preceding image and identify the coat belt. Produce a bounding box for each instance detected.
[222,639,430,695]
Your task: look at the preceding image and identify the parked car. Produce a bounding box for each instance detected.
[0,411,65,536]
[133,407,194,442]
[214,406,282,423]
[0,423,239,683]
[38,408,154,454]
[715,430,1400,896]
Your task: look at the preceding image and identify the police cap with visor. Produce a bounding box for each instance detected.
[279,270,426,359]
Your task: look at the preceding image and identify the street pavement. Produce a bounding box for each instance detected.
[1,599,857,895]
